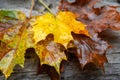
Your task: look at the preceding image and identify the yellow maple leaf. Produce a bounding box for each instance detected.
[31,11,89,47]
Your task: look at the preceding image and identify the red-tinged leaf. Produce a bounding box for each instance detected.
[59,0,120,35]
[67,32,108,70]
[59,0,119,70]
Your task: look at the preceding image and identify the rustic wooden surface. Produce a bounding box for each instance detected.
[0,0,120,80]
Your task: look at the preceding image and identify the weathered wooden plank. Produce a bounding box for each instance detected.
[99,30,120,54]
[1,59,119,80]
[107,53,120,63]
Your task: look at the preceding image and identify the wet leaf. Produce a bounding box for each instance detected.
[0,10,88,78]
[31,11,88,46]
[0,10,33,78]
[59,0,120,35]
[67,32,108,70]
[0,9,111,79]
[59,0,119,70]
[35,34,67,74]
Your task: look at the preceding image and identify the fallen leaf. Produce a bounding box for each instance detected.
[67,32,108,70]
[59,0,120,35]
[59,0,119,70]
[31,11,88,46]
[0,10,88,78]
[0,10,33,78]
[1,9,109,79]
[35,34,67,74]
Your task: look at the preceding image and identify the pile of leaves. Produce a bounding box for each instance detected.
[0,0,120,80]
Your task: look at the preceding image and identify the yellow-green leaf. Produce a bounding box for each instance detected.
[0,10,33,78]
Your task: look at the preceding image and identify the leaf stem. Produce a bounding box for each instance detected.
[29,0,35,17]
[38,0,53,14]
